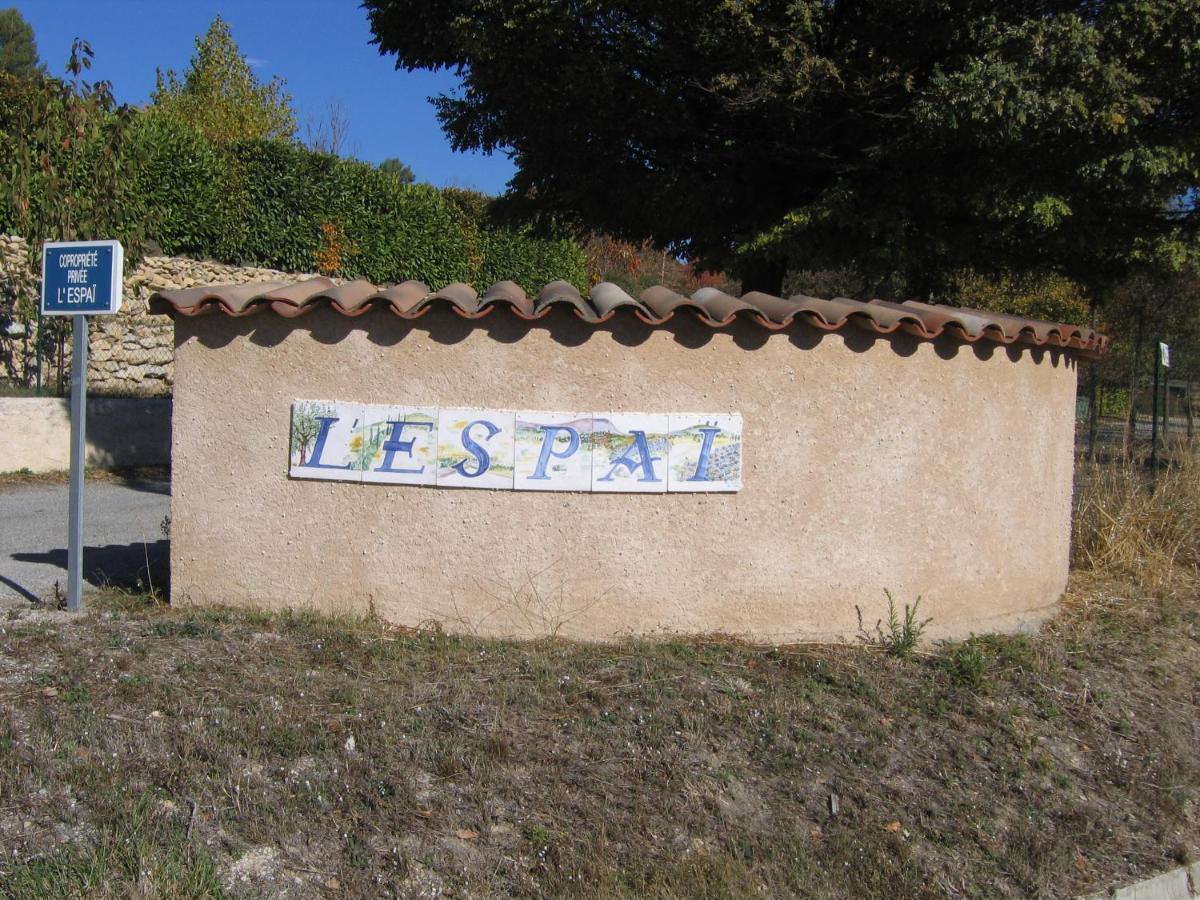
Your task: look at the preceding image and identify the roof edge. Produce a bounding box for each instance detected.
[149,278,1111,358]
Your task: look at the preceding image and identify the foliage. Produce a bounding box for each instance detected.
[150,15,296,144]
[0,41,150,315]
[365,0,1200,295]
[125,111,231,260]
[0,29,589,297]
[379,157,414,184]
[0,8,41,78]
[942,638,989,691]
[855,591,931,658]
[124,133,587,291]
[950,271,1093,326]
[583,234,738,296]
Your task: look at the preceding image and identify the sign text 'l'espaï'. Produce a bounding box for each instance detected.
[290,402,743,492]
[40,240,124,316]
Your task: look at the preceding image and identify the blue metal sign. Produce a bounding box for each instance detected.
[40,240,124,316]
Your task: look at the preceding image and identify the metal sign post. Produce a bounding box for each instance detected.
[1160,342,1171,455]
[39,239,123,612]
[68,319,88,610]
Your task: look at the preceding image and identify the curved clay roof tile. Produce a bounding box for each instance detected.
[149,279,1110,358]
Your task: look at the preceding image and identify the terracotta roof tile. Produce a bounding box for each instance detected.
[149,279,1110,358]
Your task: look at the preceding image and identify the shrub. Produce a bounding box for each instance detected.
[3,101,590,292]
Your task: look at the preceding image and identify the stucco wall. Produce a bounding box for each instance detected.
[169,307,1078,642]
[0,397,171,472]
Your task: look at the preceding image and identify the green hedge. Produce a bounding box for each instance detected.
[1,98,588,292]
[132,115,587,291]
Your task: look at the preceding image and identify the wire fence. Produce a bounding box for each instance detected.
[1075,341,1197,461]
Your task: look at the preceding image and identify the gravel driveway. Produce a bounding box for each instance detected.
[0,476,170,606]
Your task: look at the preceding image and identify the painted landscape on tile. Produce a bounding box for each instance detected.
[359,406,438,485]
[435,408,516,490]
[289,400,366,482]
[289,400,742,492]
[513,411,596,491]
[591,413,670,493]
[667,414,743,492]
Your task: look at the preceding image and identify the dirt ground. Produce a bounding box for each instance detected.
[0,573,1195,898]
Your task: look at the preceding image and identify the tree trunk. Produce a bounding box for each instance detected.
[56,328,66,397]
[1087,363,1098,460]
[1123,312,1145,460]
[737,255,786,296]
[1186,377,1195,442]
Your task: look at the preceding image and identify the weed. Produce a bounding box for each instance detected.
[856,590,931,658]
[149,619,220,639]
[942,639,988,690]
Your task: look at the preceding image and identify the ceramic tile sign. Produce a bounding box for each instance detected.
[514,411,594,491]
[436,408,516,489]
[359,405,438,486]
[289,401,743,492]
[289,400,367,482]
[591,413,670,493]
[667,413,743,492]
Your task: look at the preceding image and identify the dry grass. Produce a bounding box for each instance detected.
[0,452,1195,896]
[1072,444,1200,586]
[0,574,1195,899]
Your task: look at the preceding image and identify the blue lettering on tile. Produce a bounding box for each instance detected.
[598,430,662,483]
[454,419,500,478]
[529,426,580,480]
[375,420,434,474]
[301,416,353,470]
[688,427,722,481]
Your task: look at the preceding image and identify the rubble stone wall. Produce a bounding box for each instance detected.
[1,234,320,396]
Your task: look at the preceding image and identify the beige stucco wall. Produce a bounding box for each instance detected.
[169,307,1078,643]
[0,397,171,472]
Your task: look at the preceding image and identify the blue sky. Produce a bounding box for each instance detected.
[13,0,517,194]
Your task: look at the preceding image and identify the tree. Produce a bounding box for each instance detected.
[364,1,1200,295]
[0,8,41,77]
[151,15,296,144]
[379,157,414,184]
[0,39,151,390]
[305,100,355,157]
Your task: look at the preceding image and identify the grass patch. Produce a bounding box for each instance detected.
[0,575,1195,897]
[0,448,1195,895]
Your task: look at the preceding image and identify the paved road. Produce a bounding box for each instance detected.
[0,477,170,605]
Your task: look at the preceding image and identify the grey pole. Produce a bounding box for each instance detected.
[67,316,88,612]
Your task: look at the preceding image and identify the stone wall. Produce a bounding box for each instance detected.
[0,234,321,396]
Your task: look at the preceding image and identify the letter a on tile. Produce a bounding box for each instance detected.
[436,408,515,489]
[592,413,669,493]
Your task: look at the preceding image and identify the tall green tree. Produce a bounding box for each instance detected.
[151,15,296,144]
[365,0,1200,296]
[0,8,41,77]
[379,157,414,183]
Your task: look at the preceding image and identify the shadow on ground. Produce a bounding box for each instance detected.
[12,539,169,597]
